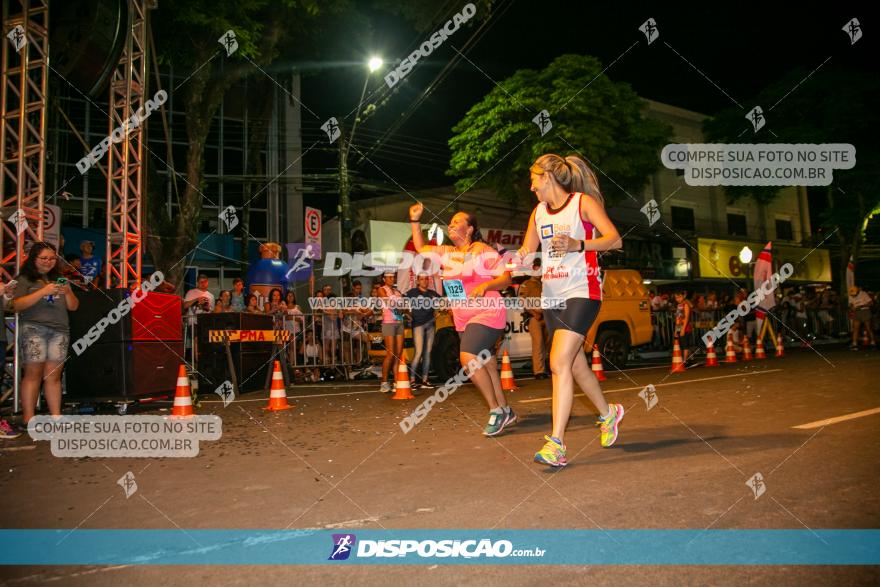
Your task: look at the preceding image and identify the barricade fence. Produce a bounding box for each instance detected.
[185,310,381,380]
[649,307,858,350]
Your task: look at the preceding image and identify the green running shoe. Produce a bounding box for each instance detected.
[483,410,507,436]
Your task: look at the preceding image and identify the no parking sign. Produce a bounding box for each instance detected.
[43,205,61,248]
[305,206,321,259]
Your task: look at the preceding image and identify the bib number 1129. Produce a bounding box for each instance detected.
[443,279,466,300]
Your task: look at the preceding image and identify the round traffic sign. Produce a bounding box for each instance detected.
[43,206,57,231]
[305,208,320,237]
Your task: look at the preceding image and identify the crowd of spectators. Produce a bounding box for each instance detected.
[182,274,442,385]
[648,285,879,351]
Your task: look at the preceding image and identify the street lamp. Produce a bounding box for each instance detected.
[739,246,753,283]
[368,57,383,72]
[340,56,383,253]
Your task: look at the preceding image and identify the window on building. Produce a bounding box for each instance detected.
[671,206,695,231]
[776,218,793,241]
[727,213,747,236]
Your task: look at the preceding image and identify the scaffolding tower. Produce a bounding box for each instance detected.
[105,0,148,288]
[0,0,49,280]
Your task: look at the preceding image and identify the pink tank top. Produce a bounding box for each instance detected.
[380,285,402,323]
[437,242,506,332]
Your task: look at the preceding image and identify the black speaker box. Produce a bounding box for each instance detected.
[66,340,185,401]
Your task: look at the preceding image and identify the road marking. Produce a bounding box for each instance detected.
[517,369,784,403]
[0,444,37,452]
[792,407,880,429]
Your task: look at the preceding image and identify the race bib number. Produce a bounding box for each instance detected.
[443,279,466,300]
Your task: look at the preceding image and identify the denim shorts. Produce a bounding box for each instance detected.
[20,323,69,364]
[382,322,404,338]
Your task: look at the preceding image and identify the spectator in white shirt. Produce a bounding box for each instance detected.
[183,274,215,326]
[848,285,876,349]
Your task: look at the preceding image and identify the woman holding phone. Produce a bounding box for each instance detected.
[515,154,623,466]
[12,242,79,424]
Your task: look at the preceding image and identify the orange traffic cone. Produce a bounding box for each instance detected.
[264,361,293,411]
[501,350,518,390]
[755,337,766,359]
[705,340,719,367]
[724,333,738,363]
[171,364,194,417]
[861,328,870,348]
[590,345,607,381]
[742,338,753,361]
[670,337,686,373]
[775,332,785,357]
[392,356,415,400]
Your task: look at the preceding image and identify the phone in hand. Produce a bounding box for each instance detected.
[56,277,68,286]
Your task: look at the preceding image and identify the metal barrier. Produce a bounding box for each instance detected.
[185,309,379,384]
[649,306,859,350]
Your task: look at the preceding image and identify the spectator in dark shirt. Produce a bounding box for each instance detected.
[11,243,79,425]
[405,274,440,388]
[78,240,102,285]
[0,280,21,438]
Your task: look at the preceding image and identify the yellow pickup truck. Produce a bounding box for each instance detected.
[428,269,652,380]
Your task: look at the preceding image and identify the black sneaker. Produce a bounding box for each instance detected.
[420,380,434,389]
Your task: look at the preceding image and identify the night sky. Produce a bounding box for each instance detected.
[299,1,873,204]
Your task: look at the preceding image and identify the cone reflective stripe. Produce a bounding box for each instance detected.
[755,337,766,359]
[501,350,518,390]
[705,341,719,367]
[590,345,607,381]
[742,338,753,361]
[861,328,870,347]
[264,361,293,411]
[724,333,738,363]
[392,356,415,400]
[172,364,194,417]
[775,332,785,357]
[670,337,686,373]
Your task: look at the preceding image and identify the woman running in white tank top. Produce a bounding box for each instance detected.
[516,154,625,467]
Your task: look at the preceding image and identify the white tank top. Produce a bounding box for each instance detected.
[534,192,603,301]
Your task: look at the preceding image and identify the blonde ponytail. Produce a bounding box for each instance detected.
[530,153,605,206]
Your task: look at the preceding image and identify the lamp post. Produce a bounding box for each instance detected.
[339,56,382,253]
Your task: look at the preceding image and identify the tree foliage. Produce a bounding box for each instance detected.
[147,0,330,290]
[147,0,470,289]
[447,54,672,207]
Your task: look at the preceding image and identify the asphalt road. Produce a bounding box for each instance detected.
[1,346,878,585]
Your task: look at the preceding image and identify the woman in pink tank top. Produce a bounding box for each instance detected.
[409,202,517,437]
[377,272,404,394]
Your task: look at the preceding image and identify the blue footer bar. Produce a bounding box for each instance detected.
[1,530,878,565]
